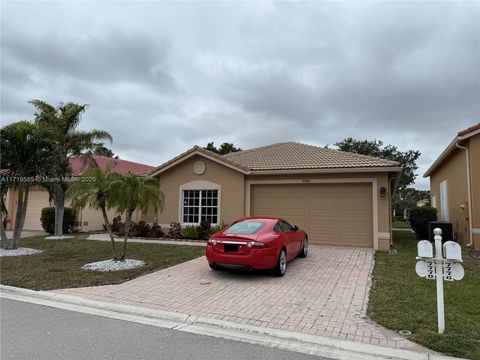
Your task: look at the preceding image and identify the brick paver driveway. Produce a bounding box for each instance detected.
[56,245,422,350]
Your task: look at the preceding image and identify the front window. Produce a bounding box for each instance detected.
[225,221,266,235]
[182,189,218,224]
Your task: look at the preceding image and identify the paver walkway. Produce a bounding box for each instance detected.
[56,245,424,351]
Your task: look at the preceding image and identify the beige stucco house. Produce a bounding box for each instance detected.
[150,142,402,251]
[4,156,155,232]
[424,124,480,250]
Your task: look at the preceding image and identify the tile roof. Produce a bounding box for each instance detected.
[223,142,399,171]
[458,123,480,136]
[70,156,155,176]
[424,123,480,177]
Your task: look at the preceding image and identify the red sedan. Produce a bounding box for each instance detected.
[206,217,308,276]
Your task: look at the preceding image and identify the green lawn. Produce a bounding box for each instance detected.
[392,220,411,229]
[369,231,480,359]
[0,235,205,291]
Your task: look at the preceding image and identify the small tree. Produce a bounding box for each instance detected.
[409,206,437,239]
[109,174,164,260]
[0,121,57,249]
[66,167,118,259]
[31,99,112,237]
[393,188,430,219]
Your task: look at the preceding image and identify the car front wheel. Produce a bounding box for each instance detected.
[274,248,287,277]
[298,237,308,258]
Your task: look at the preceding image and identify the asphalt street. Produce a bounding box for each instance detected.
[1,298,331,360]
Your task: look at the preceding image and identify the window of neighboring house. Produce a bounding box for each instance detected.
[182,189,218,224]
[439,180,449,221]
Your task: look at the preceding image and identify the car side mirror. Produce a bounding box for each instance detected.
[293,225,299,231]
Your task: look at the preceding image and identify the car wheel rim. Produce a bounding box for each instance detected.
[304,239,308,256]
[280,251,286,273]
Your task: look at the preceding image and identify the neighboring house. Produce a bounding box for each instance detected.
[4,156,155,232]
[150,142,402,251]
[424,123,480,250]
[416,199,430,207]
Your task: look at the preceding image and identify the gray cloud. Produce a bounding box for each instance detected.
[1,1,479,189]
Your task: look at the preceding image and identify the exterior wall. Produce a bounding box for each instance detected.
[430,146,469,243]
[5,186,114,232]
[245,171,394,251]
[76,207,145,232]
[468,135,480,250]
[5,186,49,231]
[153,155,245,227]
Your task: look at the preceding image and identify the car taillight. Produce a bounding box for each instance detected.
[248,241,266,248]
[207,239,217,245]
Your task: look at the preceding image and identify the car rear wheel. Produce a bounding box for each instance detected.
[274,248,287,277]
[298,237,308,258]
[209,263,219,271]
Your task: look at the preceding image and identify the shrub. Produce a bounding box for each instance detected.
[40,207,76,234]
[111,216,123,234]
[409,206,437,239]
[209,221,226,236]
[198,219,211,240]
[182,225,200,239]
[167,222,182,239]
[135,220,151,237]
[149,223,164,238]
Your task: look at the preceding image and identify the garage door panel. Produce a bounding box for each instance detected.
[24,188,50,231]
[251,183,373,247]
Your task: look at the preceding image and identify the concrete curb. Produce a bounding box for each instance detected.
[0,285,462,360]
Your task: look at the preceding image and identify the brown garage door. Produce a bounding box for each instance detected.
[24,187,50,231]
[250,183,373,247]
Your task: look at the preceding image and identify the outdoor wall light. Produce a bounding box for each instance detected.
[379,187,387,198]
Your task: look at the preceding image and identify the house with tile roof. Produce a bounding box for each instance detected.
[4,156,155,232]
[424,123,480,250]
[150,142,402,251]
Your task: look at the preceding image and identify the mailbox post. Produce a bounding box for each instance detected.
[434,229,445,333]
[415,228,464,334]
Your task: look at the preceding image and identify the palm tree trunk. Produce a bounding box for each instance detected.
[120,211,132,261]
[9,186,29,249]
[54,185,65,236]
[101,206,116,260]
[1,211,9,249]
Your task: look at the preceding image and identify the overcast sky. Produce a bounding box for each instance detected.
[1,1,479,189]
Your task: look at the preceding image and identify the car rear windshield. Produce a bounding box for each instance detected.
[225,221,266,235]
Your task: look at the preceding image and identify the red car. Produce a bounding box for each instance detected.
[206,217,308,276]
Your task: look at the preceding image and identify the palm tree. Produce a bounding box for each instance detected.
[30,99,112,237]
[109,174,164,260]
[1,178,10,247]
[0,121,57,249]
[66,166,118,259]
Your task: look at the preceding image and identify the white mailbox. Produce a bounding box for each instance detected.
[443,241,462,261]
[416,229,465,335]
[417,240,433,258]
